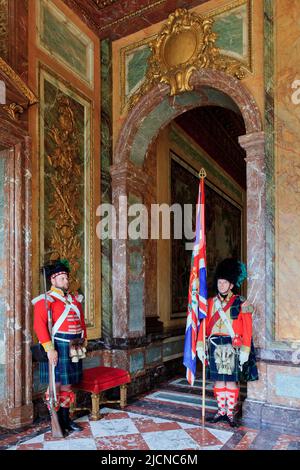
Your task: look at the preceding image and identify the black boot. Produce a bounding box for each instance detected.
[61,407,83,432]
[206,411,227,423]
[57,408,69,437]
[226,414,238,428]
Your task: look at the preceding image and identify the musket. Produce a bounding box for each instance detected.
[42,267,64,438]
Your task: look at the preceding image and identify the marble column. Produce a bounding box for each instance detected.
[1,137,33,428]
[239,131,266,351]
[110,161,149,340]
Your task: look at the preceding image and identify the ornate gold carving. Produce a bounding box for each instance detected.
[0,0,8,60]
[128,8,245,110]
[0,57,38,105]
[47,95,82,292]
[2,102,24,120]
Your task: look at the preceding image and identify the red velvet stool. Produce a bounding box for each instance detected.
[72,366,131,420]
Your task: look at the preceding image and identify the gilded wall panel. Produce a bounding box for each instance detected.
[0,0,8,61]
[39,68,97,332]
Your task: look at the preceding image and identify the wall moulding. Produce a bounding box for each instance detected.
[0,57,38,121]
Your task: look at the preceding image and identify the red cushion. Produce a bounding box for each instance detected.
[74,366,131,394]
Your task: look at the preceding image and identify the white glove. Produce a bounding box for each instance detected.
[197,348,206,364]
[239,350,249,370]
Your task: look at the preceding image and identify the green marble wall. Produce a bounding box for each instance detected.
[130,351,145,374]
[145,345,162,365]
[128,193,144,333]
[163,337,185,361]
[264,0,275,344]
[101,39,113,340]
[214,4,247,59]
[0,158,5,399]
[126,45,151,98]
[39,0,93,84]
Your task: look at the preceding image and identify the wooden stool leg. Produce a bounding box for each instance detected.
[120,384,127,409]
[90,392,102,420]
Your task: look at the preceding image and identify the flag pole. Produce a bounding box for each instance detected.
[202,317,206,427]
[199,168,207,427]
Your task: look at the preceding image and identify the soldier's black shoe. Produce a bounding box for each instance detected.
[226,414,238,428]
[57,408,69,437]
[206,412,227,423]
[61,407,83,432]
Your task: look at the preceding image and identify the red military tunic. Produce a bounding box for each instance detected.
[197,291,254,357]
[33,286,87,351]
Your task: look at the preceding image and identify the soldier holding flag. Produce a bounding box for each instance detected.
[183,168,258,428]
[196,258,259,427]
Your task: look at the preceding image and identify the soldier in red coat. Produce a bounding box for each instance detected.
[33,259,87,434]
[196,259,258,427]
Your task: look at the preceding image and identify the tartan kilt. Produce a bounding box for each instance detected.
[206,335,259,383]
[39,334,83,386]
[206,335,240,382]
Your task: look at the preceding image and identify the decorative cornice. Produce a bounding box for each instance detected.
[0,57,38,105]
[98,0,166,32]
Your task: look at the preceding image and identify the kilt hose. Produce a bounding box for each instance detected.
[39,333,83,385]
[206,335,259,383]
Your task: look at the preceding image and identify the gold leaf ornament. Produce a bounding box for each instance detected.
[128,8,245,109]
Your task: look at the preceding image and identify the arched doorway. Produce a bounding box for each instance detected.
[110,67,265,414]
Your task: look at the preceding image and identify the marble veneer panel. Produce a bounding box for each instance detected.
[0,157,5,400]
[274,0,300,342]
[264,0,275,347]
[38,0,94,85]
[128,193,144,333]
[130,351,145,375]
[146,345,162,365]
[126,44,152,101]
[213,2,249,63]
[101,39,113,340]
[163,336,185,362]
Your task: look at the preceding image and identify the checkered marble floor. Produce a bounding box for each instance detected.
[3,376,300,451]
[7,408,233,451]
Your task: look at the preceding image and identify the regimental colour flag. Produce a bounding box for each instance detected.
[183,175,208,386]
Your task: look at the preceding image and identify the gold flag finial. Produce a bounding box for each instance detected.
[199,168,207,179]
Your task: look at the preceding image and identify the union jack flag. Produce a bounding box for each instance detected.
[183,176,208,386]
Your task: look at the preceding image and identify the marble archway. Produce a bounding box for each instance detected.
[110,69,265,411]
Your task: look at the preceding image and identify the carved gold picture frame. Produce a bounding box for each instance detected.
[39,67,101,338]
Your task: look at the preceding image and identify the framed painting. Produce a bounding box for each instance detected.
[170,152,243,318]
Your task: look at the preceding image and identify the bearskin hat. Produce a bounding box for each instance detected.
[213,258,247,291]
[42,259,70,279]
